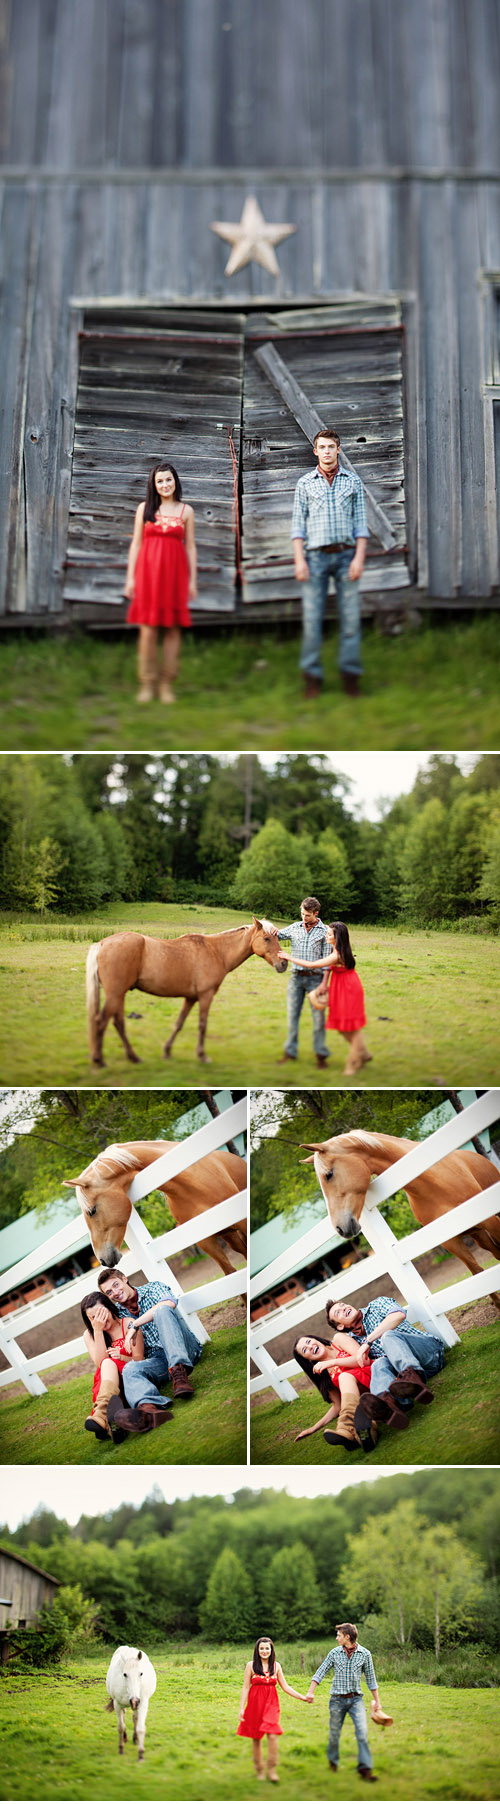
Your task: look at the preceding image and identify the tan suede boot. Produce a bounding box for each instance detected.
[137,626,157,702]
[159,627,180,702]
[85,1373,118,1440]
[322,1395,361,1451]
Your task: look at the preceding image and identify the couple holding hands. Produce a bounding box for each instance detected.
[276,897,372,1076]
[238,1626,392,1785]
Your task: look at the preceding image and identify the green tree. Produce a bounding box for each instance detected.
[25,837,62,914]
[199,1547,254,1641]
[231,818,312,916]
[398,799,450,923]
[339,1501,484,1658]
[260,1540,322,1639]
[420,1524,483,1658]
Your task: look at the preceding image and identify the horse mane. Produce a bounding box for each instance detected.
[81,1144,144,1182]
[348,1130,408,1155]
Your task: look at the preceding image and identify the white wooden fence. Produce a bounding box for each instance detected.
[0,1100,248,1398]
[250,1089,500,1402]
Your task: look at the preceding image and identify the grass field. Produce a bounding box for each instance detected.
[0,1322,246,1466]
[1,617,500,750]
[0,1644,498,1800]
[0,903,498,1086]
[250,1321,500,1467]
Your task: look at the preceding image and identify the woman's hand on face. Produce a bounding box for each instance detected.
[92,1305,111,1332]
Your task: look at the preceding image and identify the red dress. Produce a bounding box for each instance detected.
[237,1673,282,1740]
[127,509,192,628]
[322,1341,371,1389]
[91,1335,130,1412]
[326,964,366,1031]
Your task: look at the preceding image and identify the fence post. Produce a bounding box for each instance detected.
[123,1206,210,1344]
[0,1323,47,1397]
[250,1341,299,1402]
[360,1196,460,1347]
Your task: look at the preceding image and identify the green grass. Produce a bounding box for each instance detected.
[1,617,500,749]
[0,1644,498,1800]
[0,903,498,1085]
[250,1322,500,1467]
[0,1322,246,1465]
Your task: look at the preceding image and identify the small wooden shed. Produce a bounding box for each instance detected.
[0,1546,60,1635]
[1,0,500,623]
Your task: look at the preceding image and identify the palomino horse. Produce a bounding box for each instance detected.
[86,917,287,1065]
[299,1129,500,1310]
[62,1140,247,1275]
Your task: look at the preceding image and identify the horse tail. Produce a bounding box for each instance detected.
[86,943,101,1060]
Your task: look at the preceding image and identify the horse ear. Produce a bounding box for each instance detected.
[299,1142,325,1152]
[62,1177,85,1188]
[252,914,262,928]
[137,1650,142,1660]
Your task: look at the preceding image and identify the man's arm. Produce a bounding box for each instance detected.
[363,1649,381,1710]
[305,1646,336,1699]
[291,481,309,581]
[348,478,369,580]
[276,925,293,943]
[358,1308,406,1357]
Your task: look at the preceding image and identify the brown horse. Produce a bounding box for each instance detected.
[299,1129,500,1310]
[86,916,287,1065]
[62,1140,247,1274]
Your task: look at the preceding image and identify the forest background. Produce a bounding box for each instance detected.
[1,753,500,929]
[1,1472,499,1680]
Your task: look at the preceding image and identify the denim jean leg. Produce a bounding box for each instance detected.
[370,1329,443,1396]
[154,1300,203,1372]
[300,550,330,678]
[334,551,362,675]
[122,1349,171,1408]
[284,970,306,1057]
[348,1697,372,1770]
[308,992,330,1058]
[327,1698,347,1766]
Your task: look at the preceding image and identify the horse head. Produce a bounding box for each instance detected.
[62,1144,143,1264]
[299,1132,377,1238]
[251,916,288,972]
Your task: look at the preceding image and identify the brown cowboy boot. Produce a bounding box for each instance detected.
[84,1373,119,1440]
[169,1363,195,1399]
[106,1395,154,1441]
[138,1403,174,1428]
[323,1395,361,1451]
[389,1366,434,1405]
[354,1392,409,1435]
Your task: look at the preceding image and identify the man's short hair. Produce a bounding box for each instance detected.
[301,896,321,913]
[313,426,340,448]
[336,1622,358,1643]
[98,1267,127,1289]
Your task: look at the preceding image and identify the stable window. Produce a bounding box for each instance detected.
[64,301,408,612]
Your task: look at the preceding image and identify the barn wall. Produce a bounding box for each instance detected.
[1,0,500,613]
[0,1553,57,1629]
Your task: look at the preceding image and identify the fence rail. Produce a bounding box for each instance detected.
[0,1101,248,1397]
[250,1090,500,1402]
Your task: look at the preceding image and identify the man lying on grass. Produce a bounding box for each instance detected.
[98,1267,202,1425]
[325,1295,445,1443]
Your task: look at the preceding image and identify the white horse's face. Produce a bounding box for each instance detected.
[300,1136,369,1238]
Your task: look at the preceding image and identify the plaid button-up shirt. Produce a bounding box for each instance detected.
[312,1643,377,1697]
[349,1294,444,1363]
[291,465,369,550]
[115,1280,177,1353]
[277,919,328,969]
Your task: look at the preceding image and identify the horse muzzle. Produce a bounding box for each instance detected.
[274,957,288,974]
[99,1244,121,1267]
[337,1213,362,1240]
[129,1696,140,1712]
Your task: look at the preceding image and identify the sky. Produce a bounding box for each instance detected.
[0,1465,425,1532]
[256,752,478,821]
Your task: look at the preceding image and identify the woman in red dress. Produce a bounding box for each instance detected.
[81,1291,148,1443]
[237,1635,311,1782]
[285,920,372,1076]
[292,1331,376,1455]
[125,463,197,704]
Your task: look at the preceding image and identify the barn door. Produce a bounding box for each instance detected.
[240,302,409,602]
[63,308,244,612]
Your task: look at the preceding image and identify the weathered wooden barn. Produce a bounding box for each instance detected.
[1,0,500,623]
[0,1546,60,1633]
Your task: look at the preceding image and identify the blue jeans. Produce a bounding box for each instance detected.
[301,546,362,680]
[123,1302,202,1409]
[370,1328,445,1397]
[284,968,329,1060]
[328,1695,372,1771]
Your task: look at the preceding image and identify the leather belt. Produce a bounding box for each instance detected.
[322,541,352,552]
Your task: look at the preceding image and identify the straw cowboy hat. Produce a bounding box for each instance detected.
[370,1702,393,1727]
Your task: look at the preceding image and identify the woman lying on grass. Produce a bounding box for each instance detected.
[292,1330,378,1453]
[81,1291,152,1444]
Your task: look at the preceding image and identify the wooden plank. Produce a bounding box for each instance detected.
[253,340,397,549]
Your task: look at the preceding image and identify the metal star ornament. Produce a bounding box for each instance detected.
[210,195,296,277]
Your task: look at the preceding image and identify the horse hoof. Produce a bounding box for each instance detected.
[92,1058,106,1068]
[138,1750,145,1762]
[127,1054,141,1064]
[163,1045,172,1059]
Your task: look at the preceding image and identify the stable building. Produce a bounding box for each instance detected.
[1,0,500,624]
[0,1547,60,1638]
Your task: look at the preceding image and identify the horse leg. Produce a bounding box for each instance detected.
[441,1233,500,1313]
[163,996,195,1058]
[196,988,217,1062]
[109,997,141,1064]
[115,1703,126,1753]
[196,1233,237,1277]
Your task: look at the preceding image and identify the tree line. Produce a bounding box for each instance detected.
[0,753,499,926]
[1,1474,499,1659]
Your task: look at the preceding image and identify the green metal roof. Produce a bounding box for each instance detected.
[250,1194,343,1280]
[0,1197,84,1278]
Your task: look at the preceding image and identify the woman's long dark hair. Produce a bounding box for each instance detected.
[253,1637,276,1675]
[144,463,182,521]
[81,1290,121,1341]
[293,1334,339,1403]
[329,921,355,970]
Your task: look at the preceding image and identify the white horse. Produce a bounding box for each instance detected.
[106,1645,157,1761]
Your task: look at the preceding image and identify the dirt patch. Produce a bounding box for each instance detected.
[448,1300,499,1331]
[199,1300,246,1331]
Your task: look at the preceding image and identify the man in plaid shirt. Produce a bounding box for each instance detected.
[306,1622,383,1780]
[276,895,330,1069]
[325,1295,445,1436]
[292,427,368,700]
[98,1267,202,1424]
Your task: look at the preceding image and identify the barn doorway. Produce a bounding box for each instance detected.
[63,300,409,614]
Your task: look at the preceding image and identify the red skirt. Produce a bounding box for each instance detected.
[326,967,366,1031]
[127,520,192,628]
[237,1674,282,1740]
